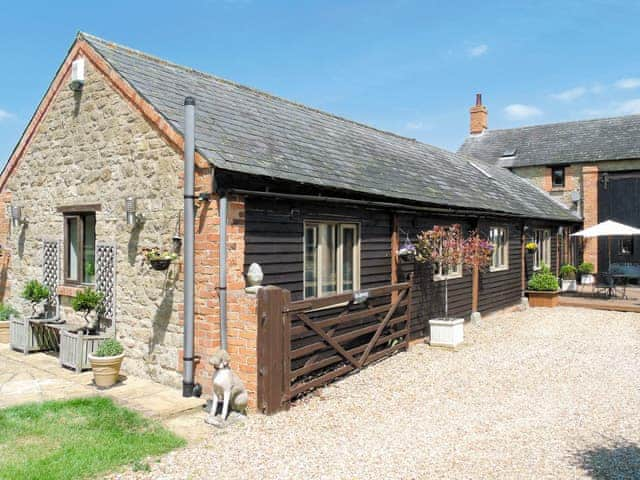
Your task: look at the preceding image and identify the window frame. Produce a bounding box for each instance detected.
[533,228,552,270]
[303,221,361,299]
[619,238,634,256]
[551,166,565,188]
[489,226,509,272]
[63,212,96,286]
[433,261,463,281]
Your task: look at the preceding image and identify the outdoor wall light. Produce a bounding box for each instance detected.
[11,206,24,228]
[172,235,183,253]
[125,197,145,226]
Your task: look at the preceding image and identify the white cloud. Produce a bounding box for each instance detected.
[0,109,13,121]
[616,98,640,115]
[615,78,640,89]
[468,44,488,57]
[504,104,543,120]
[551,86,587,102]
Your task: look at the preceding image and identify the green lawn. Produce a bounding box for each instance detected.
[0,397,185,480]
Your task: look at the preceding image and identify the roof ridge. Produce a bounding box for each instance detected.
[78,31,423,144]
[476,113,640,135]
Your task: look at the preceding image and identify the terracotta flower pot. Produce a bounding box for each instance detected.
[88,353,124,387]
[0,321,8,343]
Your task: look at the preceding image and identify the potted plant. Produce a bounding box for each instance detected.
[578,262,595,285]
[88,338,124,387]
[21,279,50,318]
[525,242,538,253]
[559,264,577,292]
[526,263,560,307]
[143,247,178,271]
[71,288,104,334]
[416,224,465,348]
[0,304,18,343]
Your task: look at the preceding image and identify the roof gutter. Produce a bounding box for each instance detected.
[226,188,577,222]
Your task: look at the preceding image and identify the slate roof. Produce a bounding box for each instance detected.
[459,115,640,169]
[81,33,578,222]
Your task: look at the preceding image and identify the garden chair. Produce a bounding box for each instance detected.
[592,273,615,298]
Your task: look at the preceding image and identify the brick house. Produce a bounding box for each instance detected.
[0,33,578,411]
[460,95,640,272]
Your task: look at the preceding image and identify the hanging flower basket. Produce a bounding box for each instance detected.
[142,248,178,271]
[149,258,173,271]
[525,242,538,253]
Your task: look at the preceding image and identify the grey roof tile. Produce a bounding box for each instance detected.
[81,33,578,222]
[459,115,640,168]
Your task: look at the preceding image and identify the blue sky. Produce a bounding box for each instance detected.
[1,0,640,164]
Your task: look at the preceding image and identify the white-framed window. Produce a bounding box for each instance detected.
[433,262,462,281]
[489,226,509,271]
[533,229,551,270]
[303,222,360,298]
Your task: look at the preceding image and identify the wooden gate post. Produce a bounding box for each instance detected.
[257,286,288,414]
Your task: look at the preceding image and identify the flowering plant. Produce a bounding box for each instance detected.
[141,247,178,262]
[525,242,538,252]
[462,231,494,272]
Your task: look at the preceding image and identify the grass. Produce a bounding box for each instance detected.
[0,397,185,480]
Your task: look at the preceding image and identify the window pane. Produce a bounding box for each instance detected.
[342,227,355,291]
[319,224,337,296]
[67,218,79,281]
[552,167,564,187]
[83,214,96,283]
[304,226,317,298]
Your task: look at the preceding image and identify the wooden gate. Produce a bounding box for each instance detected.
[257,279,412,414]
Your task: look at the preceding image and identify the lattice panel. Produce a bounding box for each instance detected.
[95,243,116,326]
[42,240,59,294]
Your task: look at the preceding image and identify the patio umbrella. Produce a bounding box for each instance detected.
[571,220,640,270]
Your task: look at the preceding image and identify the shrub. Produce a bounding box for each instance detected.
[94,338,124,357]
[71,288,104,329]
[578,262,595,274]
[559,264,577,280]
[0,303,18,321]
[528,271,559,291]
[21,280,50,317]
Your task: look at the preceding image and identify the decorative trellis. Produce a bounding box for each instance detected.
[95,243,116,330]
[42,240,60,311]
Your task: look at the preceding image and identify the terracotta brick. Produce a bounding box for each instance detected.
[582,165,599,270]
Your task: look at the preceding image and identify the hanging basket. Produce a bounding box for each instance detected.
[149,258,173,271]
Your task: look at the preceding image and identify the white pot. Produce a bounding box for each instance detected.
[429,318,464,348]
[581,274,594,285]
[561,279,577,292]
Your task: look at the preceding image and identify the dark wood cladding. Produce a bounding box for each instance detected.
[244,198,392,301]
[244,193,572,339]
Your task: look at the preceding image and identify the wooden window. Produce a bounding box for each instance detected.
[619,238,634,255]
[551,166,565,188]
[64,212,96,285]
[533,229,551,270]
[303,222,360,298]
[433,236,463,281]
[489,226,509,271]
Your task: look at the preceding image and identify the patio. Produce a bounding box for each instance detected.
[559,284,640,313]
[113,306,640,479]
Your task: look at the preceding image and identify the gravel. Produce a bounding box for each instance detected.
[112,307,640,479]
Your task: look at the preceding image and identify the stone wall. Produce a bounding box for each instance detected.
[1,54,260,406]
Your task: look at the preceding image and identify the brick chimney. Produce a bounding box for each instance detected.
[470,93,488,134]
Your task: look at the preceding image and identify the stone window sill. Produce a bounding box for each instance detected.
[57,285,94,297]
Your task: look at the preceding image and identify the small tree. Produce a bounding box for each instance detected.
[415,224,464,319]
[21,280,50,317]
[71,288,104,332]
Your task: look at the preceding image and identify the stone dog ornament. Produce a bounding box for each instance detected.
[205,349,248,427]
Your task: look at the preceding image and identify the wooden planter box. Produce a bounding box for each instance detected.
[0,321,8,343]
[526,290,560,308]
[59,330,110,373]
[10,317,61,354]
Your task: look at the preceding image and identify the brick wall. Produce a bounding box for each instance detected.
[582,165,599,270]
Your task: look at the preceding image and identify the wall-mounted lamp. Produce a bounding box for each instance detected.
[69,58,85,92]
[172,235,183,253]
[11,206,25,228]
[125,197,137,225]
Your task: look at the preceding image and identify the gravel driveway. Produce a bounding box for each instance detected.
[116,307,640,479]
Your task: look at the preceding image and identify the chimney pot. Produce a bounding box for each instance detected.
[470,93,488,135]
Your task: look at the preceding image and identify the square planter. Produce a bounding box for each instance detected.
[561,279,577,292]
[10,317,61,354]
[429,317,464,348]
[59,329,110,373]
[580,274,594,285]
[526,290,560,308]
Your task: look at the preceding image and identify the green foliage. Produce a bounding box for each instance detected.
[0,304,18,321]
[559,264,577,280]
[71,288,104,315]
[578,262,595,274]
[0,397,184,480]
[21,280,50,305]
[94,338,124,358]
[537,262,552,275]
[528,271,560,291]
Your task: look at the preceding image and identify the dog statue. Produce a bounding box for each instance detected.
[205,349,248,426]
